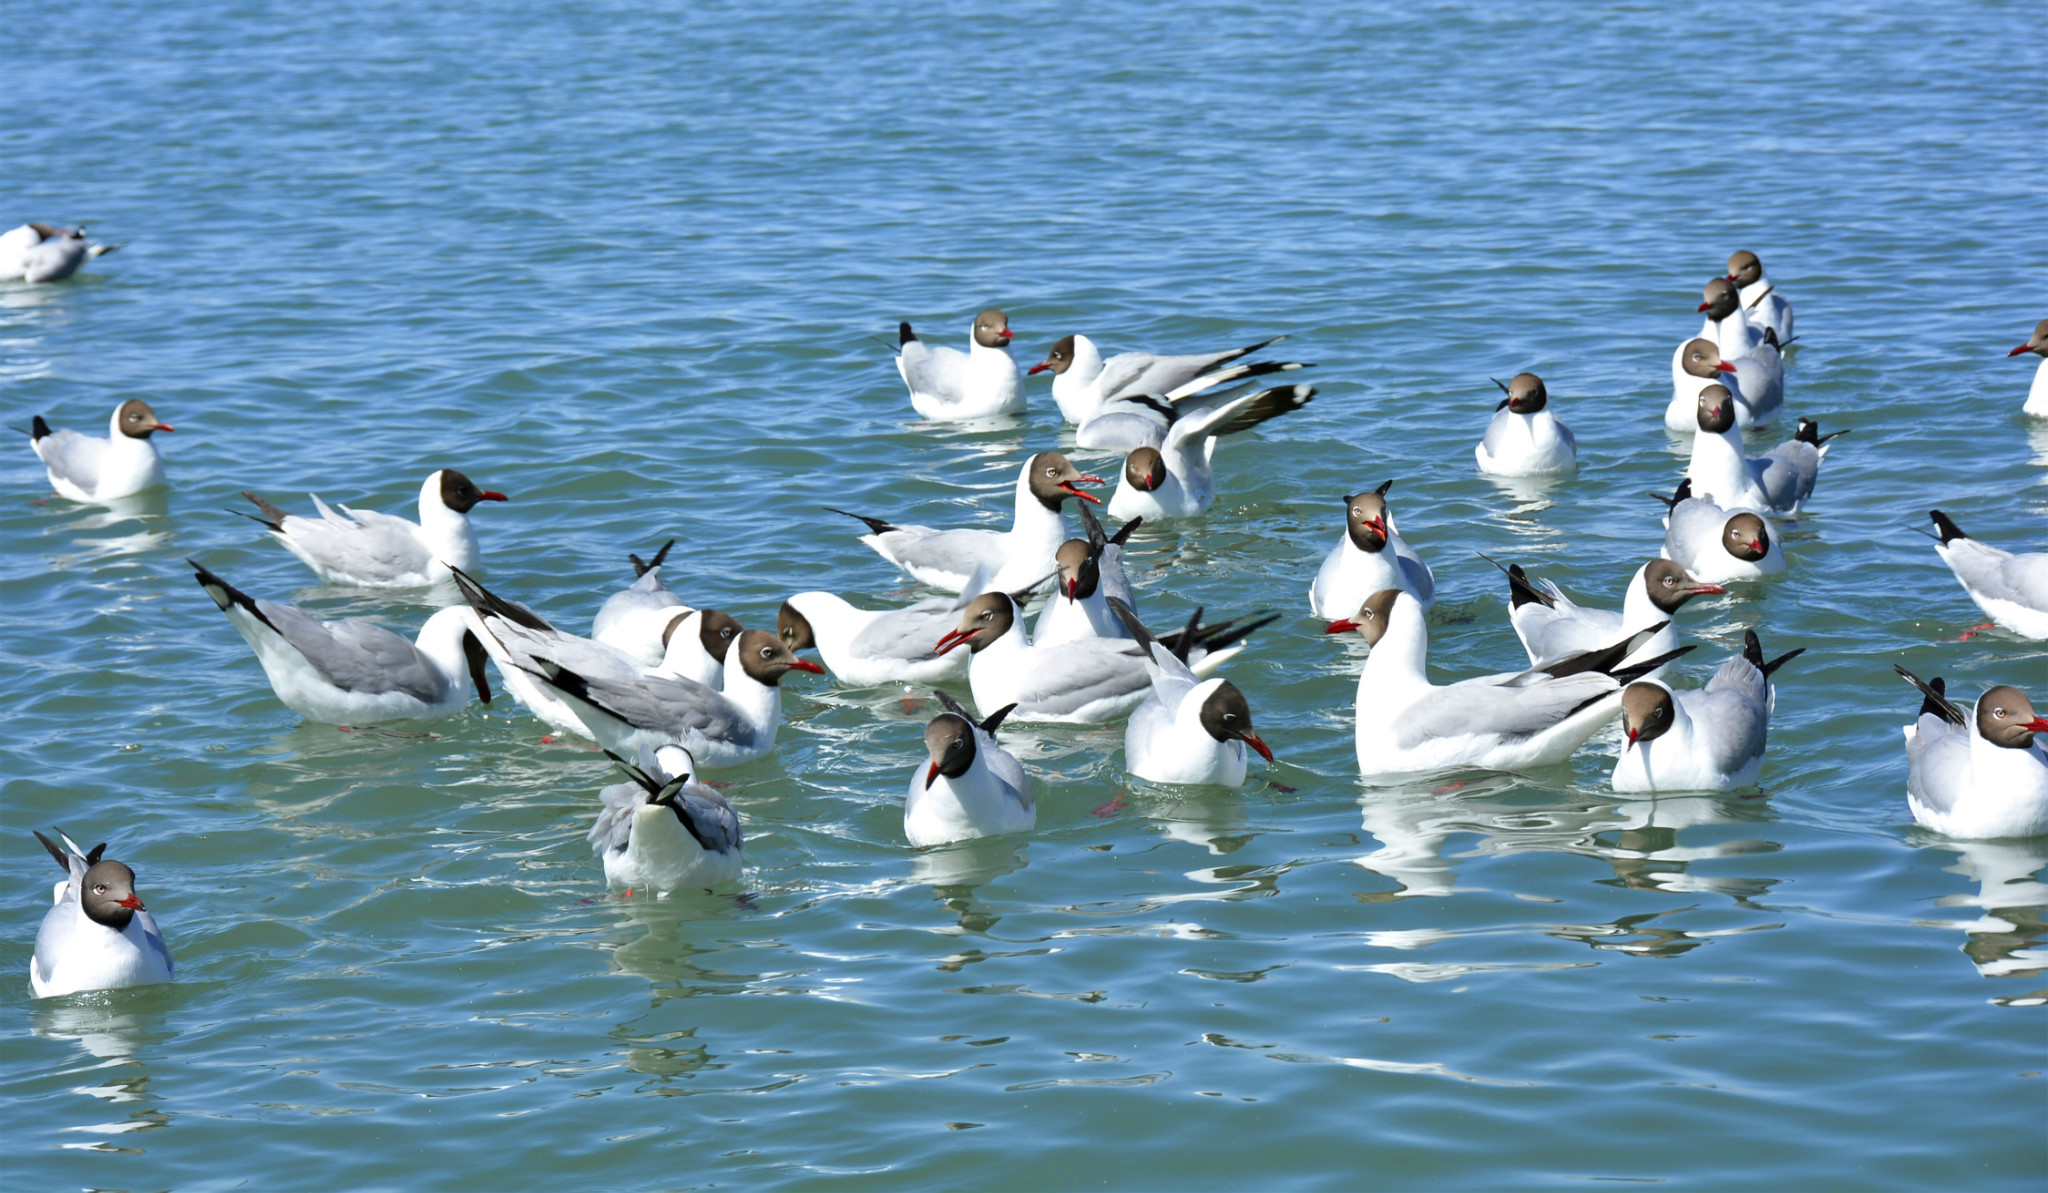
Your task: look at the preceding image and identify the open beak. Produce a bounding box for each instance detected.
[1240,732,1274,762]
[926,761,942,786]
[1715,362,1737,374]
[789,659,827,674]
[1697,301,1713,313]
[1028,361,1051,374]
[1324,619,1359,634]
[2011,344,2034,357]
[934,627,975,655]
[480,491,510,501]
[1060,477,1104,505]
[1367,517,1387,538]
[116,895,144,910]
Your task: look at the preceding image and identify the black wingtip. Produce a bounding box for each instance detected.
[1109,515,1142,547]
[1612,645,1697,686]
[1928,510,1968,545]
[824,507,900,536]
[1742,631,1805,678]
[239,490,291,532]
[33,829,69,873]
[188,557,277,632]
[1076,501,1107,550]
[31,414,52,441]
[1489,376,1510,395]
[1188,610,1280,659]
[979,702,1019,736]
[630,539,677,578]
[1794,419,1851,447]
[934,690,975,723]
[1649,477,1693,511]
[448,567,555,632]
[1105,596,1158,656]
[1374,479,1395,497]
[1895,665,1964,726]
[899,321,917,346]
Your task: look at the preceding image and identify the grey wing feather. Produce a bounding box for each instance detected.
[259,601,450,702]
[1393,537,1435,604]
[1754,442,1817,508]
[284,501,434,580]
[979,735,1034,812]
[589,781,644,855]
[676,786,744,854]
[135,910,175,976]
[560,671,754,748]
[1692,661,1772,774]
[1906,718,1972,817]
[1940,539,2048,609]
[592,572,689,638]
[1664,499,1728,566]
[876,527,1006,577]
[1008,641,1148,716]
[899,342,971,403]
[1099,546,1136,613]
[1392,674,1617,749]
[34,428,104,491]
[848,599,958,661]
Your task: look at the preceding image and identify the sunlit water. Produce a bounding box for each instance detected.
[5,2,2045,1188]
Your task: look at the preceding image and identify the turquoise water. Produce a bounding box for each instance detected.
[5,2,2046,1188]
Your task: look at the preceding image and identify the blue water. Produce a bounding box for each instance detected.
[5,2,2045,1188]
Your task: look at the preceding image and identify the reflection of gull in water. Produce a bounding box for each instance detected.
[1592,791,1782,899]
[2028,420,2048,480]
[1915,835,2048,987]
[1353,775,1527,898]
[1477,470,1569,523]
[32,997,166,1062]
[910,834,1029,893]
[1132,783,1258,856]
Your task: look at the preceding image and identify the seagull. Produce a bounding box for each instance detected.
[239,469,509,588]
[1665,336,1782,431]
[1726,251,1793,346]
[776,562,994,688]
[590,540,695,666]
[1488,555,1722,675]
[192,560,491,725]
[588,747,743,893]
[1030,331,1288,425]
[23,399,173,503]
[935,591,1272,724]
[29,830,174,999]
[2,224,120,283]
[1073,360,1314,452]
[518,629,824,768]
[894,309,1024,421]
[1926,510,2048,640]
[1105,383,1316,520]
[827,450,1102,593]
[1309,480,1435,617]
[1330,588,1690,779]
[1033,504,1141,647]
[1655,482,1785,583]
[652,609,746,687]
[1685,385,1847,514]
[1475,373,1577,477]
[2007,318,2048,417]
[906,692,1033,846]
[1896,668,2048,840]
[1613,629,1804,792]
[1109,598,1273,787]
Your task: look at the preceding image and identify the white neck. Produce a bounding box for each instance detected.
[412,607,476,692]
[415,472,481,572]
[1360,596,1431,692]
[1069,334,1105,387]
[718,651,784,737]
[1688,425,1755,497]
[1007,462,1069,562]
[1617,565,1660,633]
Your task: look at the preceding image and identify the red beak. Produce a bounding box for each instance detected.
[1240,732,1274,762]
[1750,539,1766,554]
[153,423,175,433]
[934,628,975,655]
[1625,728,1639,749]
[1715,362,1737,374]
[2010,344,2034,357]
[1367,517,1387,538]
[1325,619,1359,634]
[2022,717,2048,733]
[1726,272,1738,281]
[926,761,942,786]
[1028,362,1050,374]
[116,895,144,910]
[1689,583,1727,596]
[999,329,1013,341]
[480,491,510,502]
[1060,478,1104,505]
[1697,301,1713,313]
[1065,576,1077,601]
[789,658,826,674]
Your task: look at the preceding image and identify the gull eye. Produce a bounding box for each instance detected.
[758,646,772,659]
[1662,576,1674,586]
[93,884,107,894]
[1994,708,2007,719]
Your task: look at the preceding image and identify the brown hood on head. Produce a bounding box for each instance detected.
[924,712,978,784]
[116,398,172,439]
[1503,373,1547,415]
[1621,683,1676,749]
[1124,447,1167,493]
[1325,588,1401,645]
[972,308,1014,349]
[1198,680,1273,761]
[80,858,144,931]
[1698,278,1741,321]
[1680,338,1738,381]
[1344,484,1394,552]
[1026,450,1105,511]
[1031,334,1077,375]
[696,609,743,662]
[1054,538,1099,602]
[438,469,509,513]
[1977,686,2048,749]
[777,602,816,652]
[1641,559,1724,613]
[1694,383,1737,433]
[1726,251,1763,288]
[936,592,1016,656]
[2009,318,2048,359]
[1723,513,1770,561]
[734,628,825,685]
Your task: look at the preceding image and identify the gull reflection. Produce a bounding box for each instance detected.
[32,996,169,1063]
[1588,791,1782,900]
[2027,419,2048,478]
[603,896,762,1002]
[910,835,1029,896]
[1477,470,1569,526]
[1130,782,1258,857]
[1915,834,2048,987]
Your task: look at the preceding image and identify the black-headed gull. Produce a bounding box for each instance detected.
[1927,510,2048,640]
[1726,251,1793,345]
[2007,319,2048,417]
[241,469,508,588]
[30,830,173,999]
[1105,383,1316,520]
[827,450,1102,593]
[776,564,992,688]
[2,224,120,283]
[936,591,1269,724]
[907,692,1032,846]
[1309,481,1435,617]
[1030,331,1286,425]
[590,540,695,666]
[588,747,743,893]
[895,309,1024,421]
[1475,373,1577,477]
[1613,630,1804,792]
[1329,588,1691,779]
[1655,481,1785,583]
[25,400,173,503]
[1489,555,1722,675]
[1896,668,2048,840]
[1665,336,1781,432]
[1109,598,1273,788]
[1685,386,1847,514]
[521,629,824,768]
[1034,504,1141,646]
[192,560,491,726]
